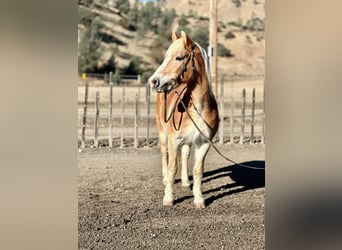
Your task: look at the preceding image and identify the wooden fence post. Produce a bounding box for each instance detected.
[134,93,138,148]
[261,84,265,144]
[250,88,255,144]
[138,86,141,118]
[94,91,100,147]
[120,86,125,149]
[81,81,89,148]
[240,88,246,144]
[229,94,234,144]
[109,72,113,148]
[219,75,224,144]
[146,84,151,145]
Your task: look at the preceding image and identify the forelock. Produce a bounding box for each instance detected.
[165,39,184,57]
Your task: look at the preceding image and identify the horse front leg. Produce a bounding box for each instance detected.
[181,144,191,187]
[163,139,177,206]
[193,143,210,209]
[159,132,168,186]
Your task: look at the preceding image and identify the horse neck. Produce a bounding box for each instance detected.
[189,53,212,104]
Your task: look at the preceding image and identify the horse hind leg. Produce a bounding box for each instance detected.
[180,144,191,188]
[192,142,210,209]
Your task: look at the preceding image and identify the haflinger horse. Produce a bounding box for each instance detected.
[149,31,219,209]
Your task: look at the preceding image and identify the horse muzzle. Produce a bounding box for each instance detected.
[150,77,177,93]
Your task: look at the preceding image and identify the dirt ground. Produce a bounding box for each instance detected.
[78,144,265,249]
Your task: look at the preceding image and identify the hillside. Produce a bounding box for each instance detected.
[78,0,265,81]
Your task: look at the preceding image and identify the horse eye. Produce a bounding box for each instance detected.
[175,56,184,61]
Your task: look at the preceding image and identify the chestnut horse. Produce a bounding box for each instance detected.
[149,31,219,208]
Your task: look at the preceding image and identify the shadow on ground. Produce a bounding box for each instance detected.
[175,161,265,206]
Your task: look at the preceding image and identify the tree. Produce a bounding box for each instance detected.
[150,36,169,64]
[78,5,95,27]
[113,68,121,85]
[78,18,104,73]
[157,8,176,36]
[192,27,209,49]
[124,56,140,75]
[97,53,117,74]
[113,0,130,15]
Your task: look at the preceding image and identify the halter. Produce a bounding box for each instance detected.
[163,48,195,124]
[178,50,195,82]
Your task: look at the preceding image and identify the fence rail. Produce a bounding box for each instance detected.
[78,75,265,148]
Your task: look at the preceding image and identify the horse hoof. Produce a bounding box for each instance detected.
[163,200,173,206]
[194,201,206,209]
[181,181,191,188]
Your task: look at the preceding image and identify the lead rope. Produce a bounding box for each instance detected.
[163,85,188,124]
[174,89,264,171]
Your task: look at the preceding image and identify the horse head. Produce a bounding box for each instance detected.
[149,31,197,93]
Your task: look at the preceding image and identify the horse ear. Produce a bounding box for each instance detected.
[181,30,193,49]
[172,32,179,42]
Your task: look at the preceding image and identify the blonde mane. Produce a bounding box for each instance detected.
[194,42,215,98]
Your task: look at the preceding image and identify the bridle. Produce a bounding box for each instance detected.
[178,50,195,83]
[163,47,195,124]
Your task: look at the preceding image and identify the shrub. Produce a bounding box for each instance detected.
[97,53,117,74]
[178,15,189,27]
[228,18,243,28]
[113,0,130,15]
[113,68,121,85]
[78,0,94,7]
[199,16,209,21]
[217,43,234,57]
[225,31,236,39]
[78,18,104,73]
[192,27,209,49]
[231,0,241,8]
[78,5,95,27]
[244,13,265,31]
[150,37,169,64]
[123,56,140,75]
[141,69,155,84]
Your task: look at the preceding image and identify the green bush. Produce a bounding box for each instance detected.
[78,18,104,73]
[199,16,209,21]
[245,16,265,31]
[150,37,169,64]
[78,0,94,7]
[192,27,209,49]
[113,68,121,85]
[113,0,130,15]
[123,56,140,75]
[175,26,191,37]
[217,43,233,57]
[78,5,95,27]
[225,31,236,39]
[178,15,189,27]
[228,18,243,28]
[141,69,155,84]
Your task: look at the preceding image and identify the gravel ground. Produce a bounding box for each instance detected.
[78,144,265,249]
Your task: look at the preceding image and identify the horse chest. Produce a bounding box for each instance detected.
[173,119,208,146]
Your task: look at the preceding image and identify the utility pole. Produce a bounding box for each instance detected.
[209,0,218,97]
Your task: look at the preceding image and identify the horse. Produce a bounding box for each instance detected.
[149,31,219,209]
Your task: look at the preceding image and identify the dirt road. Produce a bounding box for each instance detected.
[78,144,265,249]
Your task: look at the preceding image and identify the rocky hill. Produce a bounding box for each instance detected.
[78,0,265,81]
